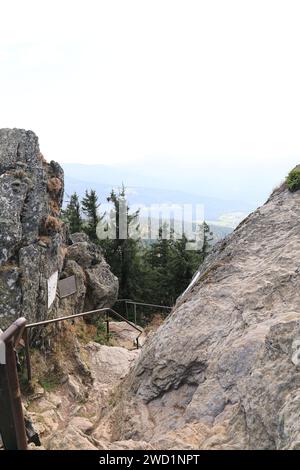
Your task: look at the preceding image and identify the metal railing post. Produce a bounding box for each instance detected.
[134,303,137,325]
[5,338,28,450]
[23,328,32,383]
[106,313,110,343]
[0,317,28,450]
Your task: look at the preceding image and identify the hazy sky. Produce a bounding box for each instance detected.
[1,0,300,200]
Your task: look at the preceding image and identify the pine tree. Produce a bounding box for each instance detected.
[167,234,203,303]
[100,185,141,300]
[81,190,102,241]
[143,222,212,306]
[62,192,82,233]
[144,224,176,305]
[78,183,214,324]
[201,222,213,261]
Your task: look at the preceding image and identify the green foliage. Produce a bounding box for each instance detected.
[39,375,61,392]
[65,185,213,319]
[62,192,82,233]
[94,320,110,344]
[100,185,141,300]
[141,226,206,306]
[81,189,103,241]
[201,222,214,261]
[286,168,300,192]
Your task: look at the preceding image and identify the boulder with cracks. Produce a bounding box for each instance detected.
[111,178,300,450]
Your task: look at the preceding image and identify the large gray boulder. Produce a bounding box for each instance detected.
[63,233,119,312]
[114,178,300,450]
[0,129,118,331]
[0,129,65,328]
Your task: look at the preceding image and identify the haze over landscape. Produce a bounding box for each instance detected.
[1,0,300,226]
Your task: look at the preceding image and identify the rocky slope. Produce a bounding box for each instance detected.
[23,322,149,450]
[0,129,118,331]
[108,179,300,450]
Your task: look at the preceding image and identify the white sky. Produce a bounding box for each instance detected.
[1,0,300,177]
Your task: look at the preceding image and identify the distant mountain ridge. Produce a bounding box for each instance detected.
[63,163,254,227]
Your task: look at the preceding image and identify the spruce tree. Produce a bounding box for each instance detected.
[143,222,212,306]
[144,224,175,305]
[168,235,197,300]
[62,192,82,233]
[81,189,102,241]
[100,185,141,300]
[201,222,213,261]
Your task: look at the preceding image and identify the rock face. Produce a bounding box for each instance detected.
[114,180,300,450]
[0,129,65,328]
[0,129,118,331]
[26,340,141,451]
[65,233,118,312]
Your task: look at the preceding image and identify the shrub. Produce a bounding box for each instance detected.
[49,199,60,216]
[45,215,62,233]
[286,168,300,192]
[47,177,62,193]
[95,320,110,345]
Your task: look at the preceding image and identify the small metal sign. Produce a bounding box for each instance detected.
[47,271,58,309]
[58,275,77,299]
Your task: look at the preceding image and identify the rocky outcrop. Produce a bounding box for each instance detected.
[64,233,118,313]
[111,178,300,450]
[0,129,118,331]
[109,321,146,349]
[0,129,65,328]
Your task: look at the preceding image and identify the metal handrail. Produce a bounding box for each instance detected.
[123,301,172,310]
[115,299,172,324]
[23,307,143,382]
[25,307,143,334]
[1,317,27,344]
[116,299,172,310]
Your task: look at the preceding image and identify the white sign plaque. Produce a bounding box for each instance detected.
[47,271,58,309]
[0,339,5,364]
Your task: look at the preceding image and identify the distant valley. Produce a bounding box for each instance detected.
[63,164,255,232]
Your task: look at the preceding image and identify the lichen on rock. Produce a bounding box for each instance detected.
[0,129,118,331]
[0,129,65,328]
